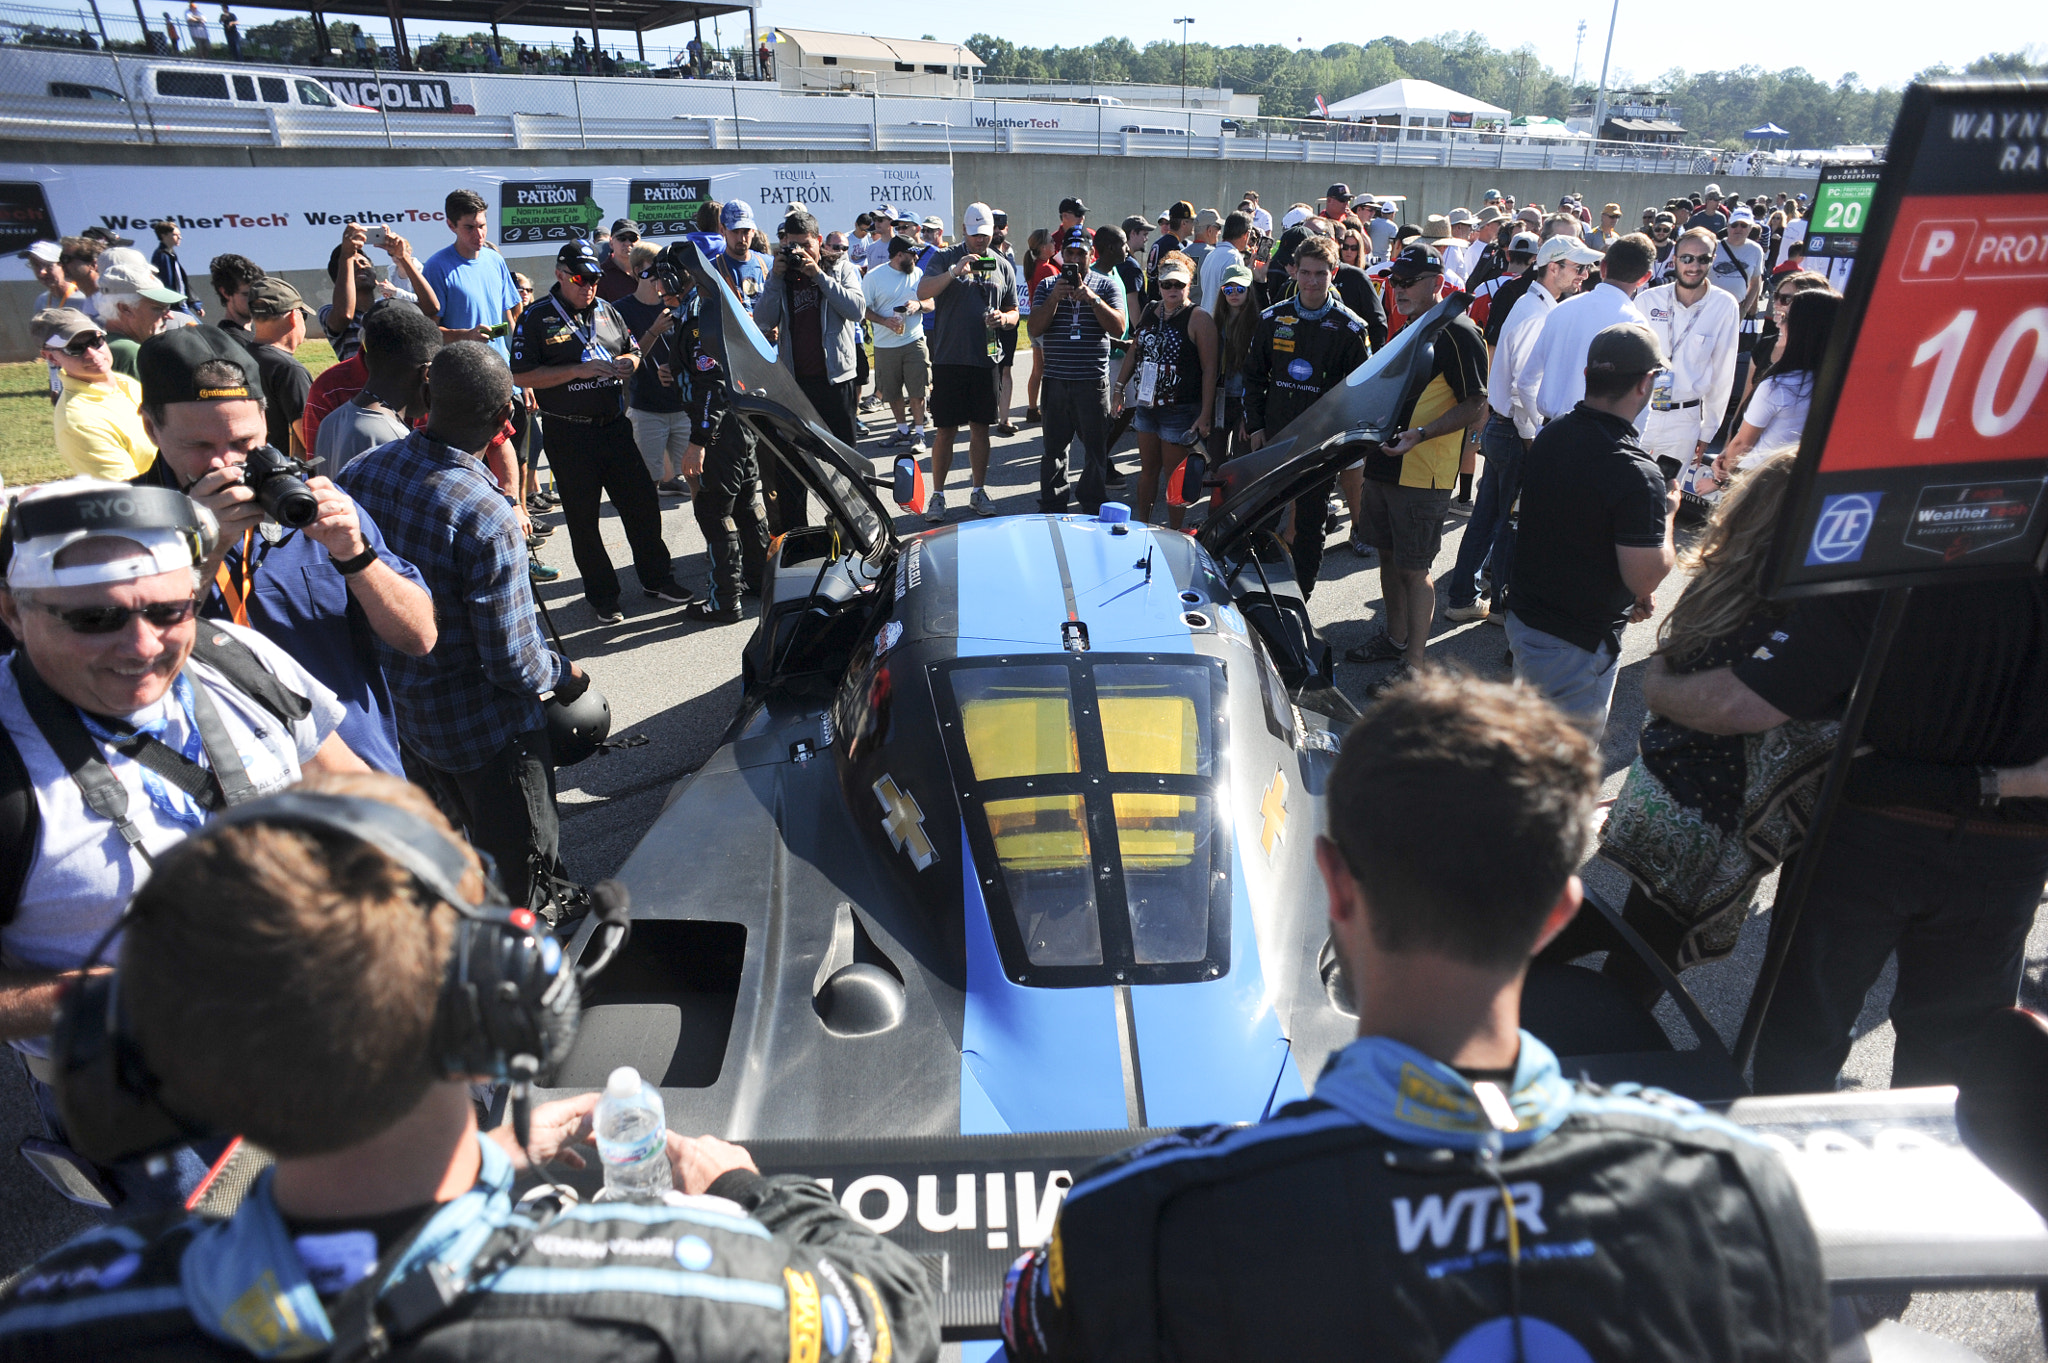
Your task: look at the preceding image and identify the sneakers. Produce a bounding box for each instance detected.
[1444,602,1490,623]
[1343,631,1407,665]
[970,486,996,518]
[645,582,700,606]
[924,489,948,523]
[855,420,873,439]
[591,603,624,624]
[656,478,691,497]
[528,557,559,582]
[1347,533,1375,560]
[1365,663,1416,698]
[995,421,1019,438]
[682,600,742,624]
[878,428,914,449]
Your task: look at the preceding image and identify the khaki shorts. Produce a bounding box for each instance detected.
[1357,478,1453,571]
[874,340,930,403]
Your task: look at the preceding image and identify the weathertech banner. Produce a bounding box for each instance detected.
[0,160,951,276]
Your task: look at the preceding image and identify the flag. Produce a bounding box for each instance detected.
[1314,94,1329,117]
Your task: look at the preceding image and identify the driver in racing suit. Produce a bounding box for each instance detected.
[0,773,935,1363]
[1001,672,1829,1363]
[1240,235,1370,599]
[672,241,769,625]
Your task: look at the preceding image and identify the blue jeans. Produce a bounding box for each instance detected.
[1447,413,1524,609]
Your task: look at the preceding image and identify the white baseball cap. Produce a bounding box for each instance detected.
[961,202,995,237]
[1729,205,1756,224]
[1536,236,1604,268]
[1281,206,1311,229]
[2,479,215,590]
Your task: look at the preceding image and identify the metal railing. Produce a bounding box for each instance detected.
[0,47,1816,180]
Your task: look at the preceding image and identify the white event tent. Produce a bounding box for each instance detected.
[1324,79,1510,137]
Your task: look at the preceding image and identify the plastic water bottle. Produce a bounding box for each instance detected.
[593,1066,672,1200]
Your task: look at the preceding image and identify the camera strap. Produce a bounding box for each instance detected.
[212,529,256,627]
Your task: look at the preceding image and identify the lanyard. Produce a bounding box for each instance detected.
[1664,291,1710,364]
[549,295,608,358]
[213,528,256,627]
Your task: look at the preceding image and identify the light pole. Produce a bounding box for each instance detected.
[1591,0,1618,144]
[1175,17,1194,108]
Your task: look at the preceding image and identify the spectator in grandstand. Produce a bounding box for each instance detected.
[209,252,264,343]
[36,307,156,481]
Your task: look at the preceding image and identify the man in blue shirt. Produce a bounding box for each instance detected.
[421,188,522,359]
[338,341,589,919]
[135,326,436,776]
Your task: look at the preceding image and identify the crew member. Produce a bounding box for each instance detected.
[1240,235,1369,597]
[686,216,773,625]
[1000,672,1830,1363]
[0,480,360,1210]
[0,773,939,1360]
[1635,227,1740,482]
[509,240,692,625]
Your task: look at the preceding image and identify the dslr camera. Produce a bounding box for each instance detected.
[242,444,319,529]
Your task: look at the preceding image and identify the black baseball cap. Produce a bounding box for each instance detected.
[1059,197,1087,218]
[610,218,641,239]
[137,325,261,409]
[1386,245,1445,282]
[1061,226,1092,252]
[1325,183,1353,201]
[556,239,603,279]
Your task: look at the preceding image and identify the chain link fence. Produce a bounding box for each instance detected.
[0,42,1815,178]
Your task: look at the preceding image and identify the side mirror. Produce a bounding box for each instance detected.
[891,455,927,514]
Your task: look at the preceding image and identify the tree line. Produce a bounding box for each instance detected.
[962,31,2048,150]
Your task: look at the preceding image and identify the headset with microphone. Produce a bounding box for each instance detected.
[50,790,632,1170]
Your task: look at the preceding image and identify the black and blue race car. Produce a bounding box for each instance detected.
[542,249,2048,1343]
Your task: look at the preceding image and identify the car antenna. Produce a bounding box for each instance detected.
[1135,540,1154,583]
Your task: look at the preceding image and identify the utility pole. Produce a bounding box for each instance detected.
[1591,0,1618,142]
[1569,19,1586,92]
[1175,16,1193,108]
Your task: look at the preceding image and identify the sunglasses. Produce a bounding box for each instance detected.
[1675,252,1714,264]
[29,597,199,634]
[60,333,108,355]
[1773,292,1800,305]
[1221,284,1248,295]
[1388,273,1436,287]
[1159,279,1188,290]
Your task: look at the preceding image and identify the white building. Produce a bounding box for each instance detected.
[771,28,981,98]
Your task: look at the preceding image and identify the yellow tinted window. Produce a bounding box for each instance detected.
[956,667,1078,780]
[1115,792,1213,964]
[1097,665,1210,776]
[985,794,1100,966]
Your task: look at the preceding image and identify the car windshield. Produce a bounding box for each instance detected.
[948,657,1225,983]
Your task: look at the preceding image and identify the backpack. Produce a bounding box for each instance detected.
[0,629,310,923]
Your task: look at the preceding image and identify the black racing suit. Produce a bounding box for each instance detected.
[1001,1032,1829,1363]
[675,284,769,612]
[1240,294,1371,596]
[0,1131,938,1363]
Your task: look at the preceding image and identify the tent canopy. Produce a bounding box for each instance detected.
[1325,78,1509,122]
[1745,122,1792,138]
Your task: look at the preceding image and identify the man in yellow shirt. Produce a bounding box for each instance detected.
[35,307,157,481]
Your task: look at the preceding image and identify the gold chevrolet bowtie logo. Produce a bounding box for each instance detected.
[1259,768,1288,860]
[873,775,937,871]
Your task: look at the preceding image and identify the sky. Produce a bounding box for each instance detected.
[93,0,2043,93]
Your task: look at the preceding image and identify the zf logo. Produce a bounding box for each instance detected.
[1806,492,1883,566]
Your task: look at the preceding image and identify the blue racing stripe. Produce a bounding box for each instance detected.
[1129,829,1304,1127]
[487,1266,786,1309]
[554,1202,772,1239]
[960,820,1129,1132]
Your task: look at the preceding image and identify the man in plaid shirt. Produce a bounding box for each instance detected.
[337,341,589,917]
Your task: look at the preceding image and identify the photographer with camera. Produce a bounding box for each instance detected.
[754,208,866,530]
[0,772,939,1360]
[134,327,436,778]
[0,479,362,1211]
[1027,226,1127,515]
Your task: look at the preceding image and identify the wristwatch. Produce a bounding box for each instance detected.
[1978,765,2003,809]
[333,543,379,576]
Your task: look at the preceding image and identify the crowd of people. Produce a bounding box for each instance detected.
[0,165,2042,1361]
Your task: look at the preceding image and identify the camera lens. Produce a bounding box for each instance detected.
[244,445,320,529]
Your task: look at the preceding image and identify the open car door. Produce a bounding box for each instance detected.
[1192,293,1473,706]
[684,243,900,564]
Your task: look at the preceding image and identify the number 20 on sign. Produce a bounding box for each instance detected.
[1818,194,2048,473]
